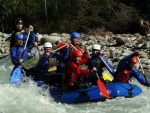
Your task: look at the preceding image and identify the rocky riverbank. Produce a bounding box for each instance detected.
[1,32,150,73]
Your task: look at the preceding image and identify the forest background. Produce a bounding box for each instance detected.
[0,0,150,35]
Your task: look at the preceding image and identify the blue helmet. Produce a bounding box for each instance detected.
[16,34,24,40]
[71,32,80,38]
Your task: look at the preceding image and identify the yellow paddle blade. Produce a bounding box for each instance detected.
[102,73,113,81]
[48,66,57,72]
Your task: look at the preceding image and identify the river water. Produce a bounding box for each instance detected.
[0,57,150,113]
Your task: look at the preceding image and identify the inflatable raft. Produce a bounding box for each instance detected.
[48,82,142,104]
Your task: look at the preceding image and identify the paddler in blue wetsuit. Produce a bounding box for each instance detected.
[33,42,69,85]
[10,33,33,66]
[9,18,36,48]
[114,52,150,87]
[10,33,34,83]
[86,44,115,84]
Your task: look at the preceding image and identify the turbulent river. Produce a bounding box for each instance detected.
[0,57,150,113]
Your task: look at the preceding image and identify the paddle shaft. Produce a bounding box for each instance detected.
[99,56,114,74]
[52,44,66,52]
[70,44,77,50]
[21,30,31,58]
[87,50,99,78]
[137,57,148,83]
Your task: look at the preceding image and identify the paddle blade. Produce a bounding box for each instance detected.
[102,73,113,82]
[21,58,39,70]
[97,78,110,98]
[10,66,22,85]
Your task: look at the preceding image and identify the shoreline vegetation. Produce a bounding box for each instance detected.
[1,1,150,35]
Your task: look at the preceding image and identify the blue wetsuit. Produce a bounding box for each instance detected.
[37,48,69,73]
[10,33,35,66]
[114,54,146,85]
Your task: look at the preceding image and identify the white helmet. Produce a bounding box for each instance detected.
[44,42,52,48]
[92,44,101,50]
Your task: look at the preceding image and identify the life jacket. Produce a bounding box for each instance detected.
[92,58,102,70]
[117,70,131,82]
[62,61,79,90]
[37,56,57,73]
[47,58,57,72]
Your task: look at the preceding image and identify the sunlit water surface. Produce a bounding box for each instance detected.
[0,57,150,113]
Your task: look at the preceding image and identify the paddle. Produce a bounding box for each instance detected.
[137,57,148,83]
[87,50,110,98]
[70,43,77,50]
[21,44,67,70]
[10,30,31,84]
[99,56,115,74]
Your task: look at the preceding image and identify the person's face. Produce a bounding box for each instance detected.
[16,23,23,31]
[75,56,81,63]
[72,38,79,45]
[33,42,38,47]
[44,47,52,56]
[92,49,99,55]
[16,39,23,46]
[129,62,137,69]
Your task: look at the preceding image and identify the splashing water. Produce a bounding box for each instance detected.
[0,57,150,113]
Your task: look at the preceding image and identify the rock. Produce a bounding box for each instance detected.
[41,35,61,44]
[144,59,150,65]
[0,48,5,54]
[139,51,148,58]
[0,32,2,37]
[122,52,130,56]
[130,36,137,41]
[87,40,94,45]
[50,33,60,36]
[109,47,116,52]
[81,41,87,46]
[60,33,70,37]
[146,36,150,41]
[36,34,43,42]
[137,44,144,48]
[88,36,97,42]
[134,33,142,37]
[116,38,125,46]
[144,65,150,69]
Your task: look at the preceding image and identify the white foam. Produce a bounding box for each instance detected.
[0,58,150,113]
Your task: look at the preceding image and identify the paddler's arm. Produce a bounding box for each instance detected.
[10,47,20,65]
[132,68,149,86]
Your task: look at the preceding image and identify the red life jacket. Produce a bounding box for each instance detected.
[117,70,131,82]
[62,61,91,90]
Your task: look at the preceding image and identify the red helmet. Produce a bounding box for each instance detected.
[130,56,138,63]
[71,50,83,57]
